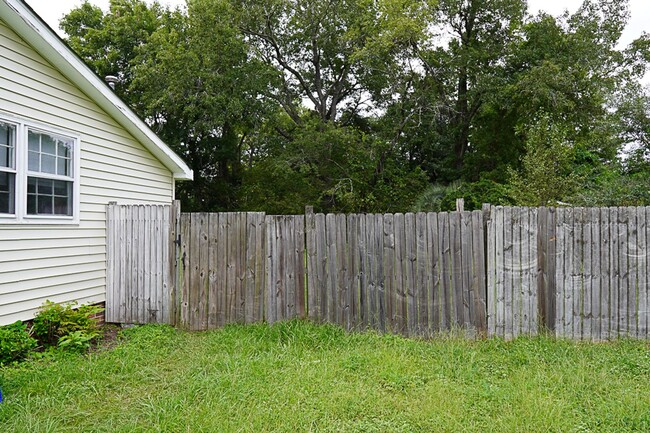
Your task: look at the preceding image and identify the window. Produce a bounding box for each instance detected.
[27,130,74,216]
[0,121,16,215]
[0,114,79,223]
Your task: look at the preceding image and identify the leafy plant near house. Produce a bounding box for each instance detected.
[32,301,103,350]
[0,321,38,365]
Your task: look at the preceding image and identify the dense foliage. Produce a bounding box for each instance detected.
[32,301,103,349]
[61,0,650,213]
[0,321,37,365]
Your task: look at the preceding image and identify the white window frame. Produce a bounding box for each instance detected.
[0,112,80,225]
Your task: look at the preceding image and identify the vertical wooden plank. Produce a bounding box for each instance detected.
[527,208,538,336]
[641,206,650,340]
[459,211,472,331]
[244,214,256,323]
[325,214,337,324]
[638,208,646,337]
[494,207,505,337]
[537,207,547,333]
[571,208,583,340]
[502,207,513,339]
[348,214,359,329]
[215,214,226,326]
[564,208,577,338]
[255,213,267,322]
[358,214,368,329]
[439,212,452,331]
[383,214,395,332]
[546,208,556,333]
[471,210,487,336]
[581,208,593,341]
[200,213,210,329]
[393,213,406,334]
[404,213,416,335]
[179,213,190,328]
[366,214,377,329]
[315,213,327,322]
[205,214,216,328]
[415,213,428,335]
[589,208,600,340]
[296,215,306,320]
[144,206,153,323]
[306,208,318,320]
[151,206,159,323]
[105,204,115,323]
[554,208,565,337]
[619,208,629,337]
[449,211,463,329]
[599,208,610,340]
[264,215,274,324]
[428,212,441,334]
[168,202,180,326]
[635,206,645,339]
[372,214,386,332]
[627,207,638,338]
[609,208,619,338]
[336,214,348,327]
[284,217,296,319]
[486,206,497,336]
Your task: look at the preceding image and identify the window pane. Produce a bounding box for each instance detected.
[57,157,71,177]
[41,135,56,155]
[37,195,53,214]
[27,177,72,216]
[0,145,8,168]
[57,142,71,159]
[27,193,36,214]
[53,180,69,196]
[28,151,40,171]
[54,196,70,215]
[0,122,15,169]
[27,177,36,194]
[28,131,40,152]
[37,178,53,195]
[0,172,14,214]
[41,154,56,174]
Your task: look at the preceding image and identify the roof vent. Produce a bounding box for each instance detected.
[105,75,119,90]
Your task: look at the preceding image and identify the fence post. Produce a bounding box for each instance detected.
[170,200,181,326]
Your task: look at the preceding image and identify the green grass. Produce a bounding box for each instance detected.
[1,321,649,433]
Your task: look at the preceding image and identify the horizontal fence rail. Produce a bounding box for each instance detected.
[106,204,650,340]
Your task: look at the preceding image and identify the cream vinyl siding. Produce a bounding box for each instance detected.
[0,20,175,325]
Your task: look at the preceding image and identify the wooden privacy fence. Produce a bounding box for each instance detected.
[106,203,650,340]
[177,212,305,330]
[105,202,177,324]
[487,206,650,340]
[305,211,486,335]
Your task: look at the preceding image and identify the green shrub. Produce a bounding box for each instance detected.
[57,330,98,353]
[0,321,38,365]
[32,301,103,348]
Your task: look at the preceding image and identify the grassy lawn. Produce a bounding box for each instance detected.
[0,321,649,433]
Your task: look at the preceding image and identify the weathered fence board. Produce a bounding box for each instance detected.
[303,209,487,337]
[487,205,650,340]
[106,203,175,324]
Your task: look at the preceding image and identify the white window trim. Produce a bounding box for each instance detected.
[0,112,80,225]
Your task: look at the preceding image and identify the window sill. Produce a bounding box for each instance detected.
[0,216,79,225]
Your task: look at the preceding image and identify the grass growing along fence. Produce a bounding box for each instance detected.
[1,321,649,432]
